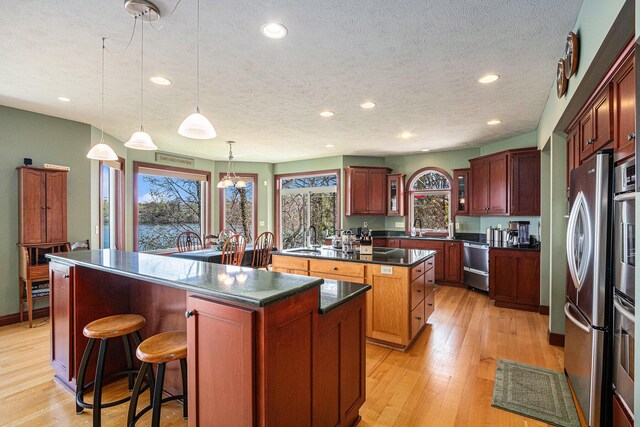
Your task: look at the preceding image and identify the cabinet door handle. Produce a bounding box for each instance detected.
[628,132,636,141]
[63,274,70,279]
[427,303,434,307]
[332,267,338,271]
[416,269,422,273]
[416,289,422,293]
[415,316,422,320]
[185,310,194,318]
[587,138,595,145]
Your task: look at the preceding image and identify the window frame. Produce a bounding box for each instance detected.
[405,166,454,236]
[274,169,341,249]
[218,173,259,240]
[133,161,212,252]
[98,157,125,250]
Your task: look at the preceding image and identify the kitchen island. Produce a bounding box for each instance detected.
[271,247,436,349]
[46,250,370,427]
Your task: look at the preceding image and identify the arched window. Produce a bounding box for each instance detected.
[407,168,452,235]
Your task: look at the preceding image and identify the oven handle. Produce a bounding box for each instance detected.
[464,243,488,250]
[564,302,591,333]
[463,266,488,276]
[613,192,637,202]
[614,295,635,323]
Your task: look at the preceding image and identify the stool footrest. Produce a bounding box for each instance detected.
[76,370,151,410]
[129,394,185,425]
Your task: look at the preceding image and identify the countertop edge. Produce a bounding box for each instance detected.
[46,253,324,307]
[319,283,372,314]
[271,250,435,267]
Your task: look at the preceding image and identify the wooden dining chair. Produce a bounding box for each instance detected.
[251,231,275,269]
[217,228,234,246]
[176,232,203,253]
[203,235,217,248]
[220,234,247,266]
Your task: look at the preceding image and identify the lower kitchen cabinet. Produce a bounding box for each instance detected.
[444,241,463,283]
[50,263,74,387]
[399,239,445,281]
[489,248,540,312]
[399,239,463,285]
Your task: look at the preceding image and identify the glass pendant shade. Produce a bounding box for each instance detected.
[235,180,246,188]
[125,129,158,150]
[87,140,118,161]
[216,180,226,189]
[178,111,217,139]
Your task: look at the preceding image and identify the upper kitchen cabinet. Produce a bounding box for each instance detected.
[613,53,635,162]
[386,173,405,216]
[18,167,67,244]
[452,168,470,215]
[469,153,509,215]
[578,84,613,161]
[469,148,540,216]
[510,150,540,216]
[566,124,580,186]
[345,166,391,215]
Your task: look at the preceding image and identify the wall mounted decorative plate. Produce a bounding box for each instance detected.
[557,58,568,98]
[564,31,579,79]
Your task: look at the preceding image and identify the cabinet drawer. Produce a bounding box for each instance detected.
[272,256,308,271]
[425,291,435,321]
[411,300,425,338]
[388,239,401,248]
[425,257,435,272]
[410,261,426,282]
[410,276,425,310]
[309,259,364,278]
[29,264,50,280]
[310,272,365,284]
[425,268,436,294]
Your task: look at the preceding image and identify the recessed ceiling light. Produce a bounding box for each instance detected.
[399,131,414,139]
[478,74,500,84]
[261,23,288,39]
[487,119,501,125]
[325,144,335,148]
[360,101,376,109]
[57,96,71,102]
[320,111,335,117]
[421,148,431,152]
[150,76,171,86]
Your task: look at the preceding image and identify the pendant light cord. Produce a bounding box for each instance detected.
[101,38,105,141]
[140,16,144,130]
[105,16,138,56]
[196,0,200,112]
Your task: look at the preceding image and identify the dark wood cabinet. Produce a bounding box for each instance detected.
[444,241,462,283]
[18,167,67,244]
[566,125,580,186]
[489,248,540,311]
[578,85,613,160]
[613,54,635,162]
[386,173,405,216]
[452,168,470,215]
[469,153,509,215]
[510,150,541,215]
[344,166,391,215]
[50,263,74,386]
[186,295,255,427]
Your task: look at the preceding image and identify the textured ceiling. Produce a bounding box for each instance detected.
[0,0,582,162]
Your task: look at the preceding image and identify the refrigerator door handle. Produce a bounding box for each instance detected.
[614,295,635,323]
[613,192,638,202]
[566,191,591,291]
[564,302,591,334]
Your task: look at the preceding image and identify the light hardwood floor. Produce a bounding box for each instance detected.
[0,286,565,426]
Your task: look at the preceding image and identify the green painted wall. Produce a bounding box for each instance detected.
[0,105,93,317]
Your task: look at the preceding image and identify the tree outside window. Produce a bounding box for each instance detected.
[221,175,256,240]
[408,169,452,234]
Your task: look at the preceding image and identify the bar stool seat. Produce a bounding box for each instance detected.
[76,314,153,427]
[136,331,187,364]
[83,314,146,339]
[128,331,188,427]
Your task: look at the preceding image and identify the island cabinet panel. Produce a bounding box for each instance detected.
[489,249,540,312]
[313,294,366,427]
[410,299,425,339]
[271,255,309,276]
[344,166,391,215]
[510,150,541,216]
[366,265,410,345]
[50,262,74,385]
[186,296,255,427]
[613,54,636,162]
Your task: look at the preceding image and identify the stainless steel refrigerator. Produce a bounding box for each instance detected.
[565,151,614,426]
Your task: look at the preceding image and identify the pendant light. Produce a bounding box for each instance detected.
[87,38,119,161]
[217,141,246,188]
[125,18,157,150]
[178,0,216,139]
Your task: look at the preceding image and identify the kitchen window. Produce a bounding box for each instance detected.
[275,170,340,249]
[407,168,452,235]
[133,162,211,252]
[99,158,125,249]
[219,173,258,240]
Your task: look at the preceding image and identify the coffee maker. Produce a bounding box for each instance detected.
[507,221,530,246]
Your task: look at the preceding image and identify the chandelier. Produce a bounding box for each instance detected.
[217,141,246,188]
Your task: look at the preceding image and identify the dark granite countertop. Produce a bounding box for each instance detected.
[319,280,371,314]
[272,247,436,267]
[46,250,324,307]
[370,232,541,251]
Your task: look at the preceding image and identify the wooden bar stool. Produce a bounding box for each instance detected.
[76,314,153,427]
[127,331,188,427]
